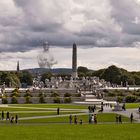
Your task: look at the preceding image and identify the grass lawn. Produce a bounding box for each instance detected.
[1,111,81,118]
[126,103,140,109]
[0,107,53,111]
[9,103,140,109]
[9,104,88,109]
[19,113,130,123]
[0,124,140,140]
[0,104,87,113]
[0,104,133,125]
[7,111,82,118]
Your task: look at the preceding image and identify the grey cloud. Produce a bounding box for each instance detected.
[111,0,140,35]
[1,0,140,53]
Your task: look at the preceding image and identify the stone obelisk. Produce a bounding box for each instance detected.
[17,60,20,73]
[72,43,77,79]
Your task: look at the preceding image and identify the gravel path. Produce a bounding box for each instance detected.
[102,106,140,122]
[2,105,140,123]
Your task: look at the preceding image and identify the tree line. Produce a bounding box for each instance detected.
[78,65,140,85]
[1,65,140,87]
[0,71,33,87]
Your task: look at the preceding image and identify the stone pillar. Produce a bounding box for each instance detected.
[17,61,20,72]
[72,43,77,79]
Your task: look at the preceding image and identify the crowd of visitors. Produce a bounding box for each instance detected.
[1,111,18,124]
[1,104,139,125]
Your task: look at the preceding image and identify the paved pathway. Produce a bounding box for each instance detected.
[102,106,140,122]
[19,112,89,120]
[18,106,140,123]
[2,105,140,123]
[4,105,85,111]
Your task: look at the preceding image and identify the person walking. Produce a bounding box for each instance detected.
[69,115,72,124]
[15,114,18,124]
[1,111,4,120]
[119,115,122,124]
[74,115,77,124]
[6,112,10,121]
[122,103,126,111]
[138,106,140,118]
[91,114,94,124]
[10,115,14,124]
[116,114,119,124]
[91,106,94,112]
[101,105,104,112]
[88,106,91,113]
[57,107,60,115]
[94,114,97,124]
[79,119,83,125]
[130,113,133,123]
[88,113,92,124]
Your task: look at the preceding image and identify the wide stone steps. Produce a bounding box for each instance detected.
[84,95,97,99]
[85,98,103,102]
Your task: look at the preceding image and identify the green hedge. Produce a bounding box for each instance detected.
[53,97,60,103]
[39,96,45,103]
[51,92,59,97]
[11,96,18,104]
[64,97,72,103]
[25,96,32,104]
[64,93,72,97]
[125,95,137,103]
[2,97,8,104]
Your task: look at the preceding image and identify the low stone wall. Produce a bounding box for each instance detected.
[5,97,85,104]
[103,97,117,101]
[3,88,83,104]
[5,88,77,97]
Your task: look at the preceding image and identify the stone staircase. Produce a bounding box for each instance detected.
[74,91,116,105]
[85,94,104,104]
[74,91,104,105]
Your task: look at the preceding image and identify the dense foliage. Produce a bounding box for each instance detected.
[91,65,140,85]
[77,65,140,85]
[17,70,33,86]
[104,89,140,103]
[0,71,33,87]
[1,65,140,88]
[0,72,20,87]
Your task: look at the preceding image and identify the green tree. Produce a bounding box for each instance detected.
[11,96,18,104]
[18,71,33,86]
[92,65,135,85]
[25,96,32,104]
[24,89,32,97]
[78,66,89,77]
[2,97,8,104]
[41,72,53,83]
[0,72,20,87]
[100,65,122,84]
[39,96,45,103]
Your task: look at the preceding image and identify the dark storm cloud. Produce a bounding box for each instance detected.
[1,0,140,53]
[110,0,140,46]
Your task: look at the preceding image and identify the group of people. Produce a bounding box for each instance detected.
[1,105,137,125]
[69,114,97,125]
[89,114,97,124]
[115,114,122,123]
[116,113,134,124]
[1,111,18,124]
[69,115,83,124]
[88,105,97,113]
[122,103,126,111]
[88,103,104,113]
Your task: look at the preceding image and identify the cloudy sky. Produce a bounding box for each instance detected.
[1,0,140,71]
